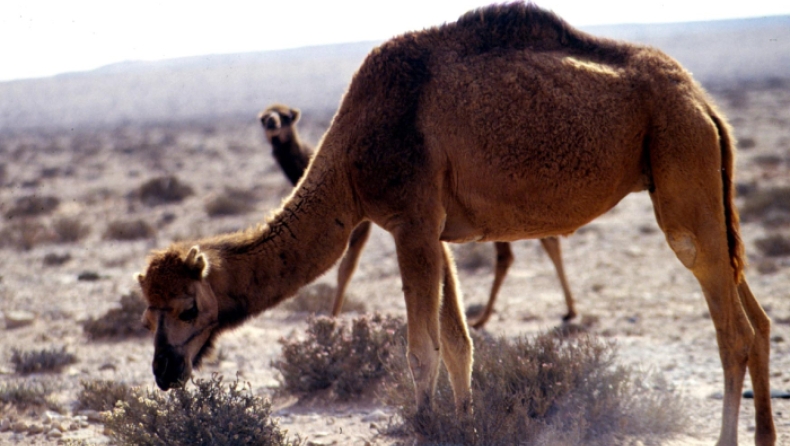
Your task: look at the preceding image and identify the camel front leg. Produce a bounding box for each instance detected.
[539,237,577,321]
[330,221,372,316]
[393,225,443,413]
[439,242,474,415]
[738,281,776,446]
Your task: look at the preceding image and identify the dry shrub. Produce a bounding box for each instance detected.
[204,187,257,217]
[453,242,494,272]
[52,216,90,243]
[738,137,757,150]
[282,283,366,314]
[82,291,149,340]
[103,219,155,241]
[4,195,60,219]
[138,175,194,206]
[384,331,687,445]
[104,374,300,446]
[740,186,790,227]
[273,314,402,399]
[11,346,77,375]
[0,381,58,413]
[76,380,135,412]
[755,233,790,257]
[0,219,54,250]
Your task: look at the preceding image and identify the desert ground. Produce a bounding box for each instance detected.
[1,20,790,446]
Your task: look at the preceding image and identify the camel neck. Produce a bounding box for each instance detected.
[209,151,359,316]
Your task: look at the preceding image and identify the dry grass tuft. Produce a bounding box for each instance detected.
[384,331,688,445]
[138,175,194,206]
[82,291,149,340]
[0,219,54,250]
[103,374,300,446]
[4,195,60,219]
[52,216,91,243]
[453,243,494,272]
[273,314,402,400]
[76,380,136,412]
[740,186,790,227]
[755,233,790,257]
[103,219,155,241]
[204,186,258,217]
[11,346,77,375]
[281,283,366,314]
[0,381,59,413]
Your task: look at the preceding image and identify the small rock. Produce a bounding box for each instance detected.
[361,409,389,423]
[46,429,63,438]
[80,409,103,423]
[27,423,44,435]
[68,421,80,431]
[0,419,10,432]
[5,310,35,329]
[12,421,28,433]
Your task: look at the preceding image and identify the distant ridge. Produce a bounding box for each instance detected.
[0,16,788,132]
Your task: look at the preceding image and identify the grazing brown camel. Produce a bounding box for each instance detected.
[258,103,576,326]
[137,4,774,445]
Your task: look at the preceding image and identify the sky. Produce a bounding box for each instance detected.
[2,0,789,82]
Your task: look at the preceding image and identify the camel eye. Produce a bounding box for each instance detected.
[178,306,198,322]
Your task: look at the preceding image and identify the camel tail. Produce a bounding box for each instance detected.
[709,106,746,283]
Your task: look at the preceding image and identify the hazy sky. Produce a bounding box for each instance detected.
[2,0,789,82]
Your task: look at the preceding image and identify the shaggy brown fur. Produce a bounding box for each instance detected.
[138,4,774,445]
[259,103,576,325]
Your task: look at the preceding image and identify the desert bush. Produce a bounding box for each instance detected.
[0,381,58,413]
[11,346,77,375]
[755,233,790,257]
[82,291,149,340]
[740,186,790,227]
[204,187,257,217]
[452,242,494,272]
[281,283,366,314]
[52,216,90,242]
[103,219,155,241]
[273,314,402,399]
[0,219,54,250]
[4,195,59,219]
[138,175,194,206]
[76,380,135,412]
[384,331,687,446]
[104,374,300,446]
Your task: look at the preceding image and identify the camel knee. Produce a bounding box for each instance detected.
[666,231,697,269]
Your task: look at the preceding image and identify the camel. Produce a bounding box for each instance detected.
[137,4,775,445]
[258,103,576,326]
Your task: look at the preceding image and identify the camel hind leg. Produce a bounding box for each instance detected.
[648,106,774,446]
[330,221,372,316]
[470,242,513,329]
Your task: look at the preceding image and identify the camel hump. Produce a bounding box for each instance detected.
[452,3,629,62]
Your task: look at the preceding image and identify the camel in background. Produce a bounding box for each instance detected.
[138,4,774,445]
[259,103,576,327]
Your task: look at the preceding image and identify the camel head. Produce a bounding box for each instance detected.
[136,245,219,391]
[258,104,300,144]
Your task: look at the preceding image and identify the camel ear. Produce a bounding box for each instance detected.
[135,272,145,285]
[290,108,300,123]
[184,246,210,280]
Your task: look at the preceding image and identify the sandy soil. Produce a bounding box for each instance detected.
[0,83,789,445]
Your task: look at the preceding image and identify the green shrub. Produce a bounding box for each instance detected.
[0,381,57,413]
[273,314,402,399]
[104,374,300,446]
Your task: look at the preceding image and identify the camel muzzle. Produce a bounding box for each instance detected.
[263,114,281,131]
[153,347,187,391]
